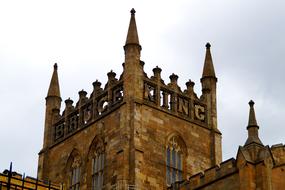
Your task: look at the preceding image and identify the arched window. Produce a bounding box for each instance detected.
[70,155,81,190]
[166,136,184,186]
[92,151,105,190]
[88,136,105,190]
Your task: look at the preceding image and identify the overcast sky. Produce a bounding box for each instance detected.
[0,0,284,177]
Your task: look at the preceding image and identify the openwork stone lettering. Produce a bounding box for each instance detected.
[113,85,123,103]
[53,82,124,143]
[83,104,92,124]
[194,104,205,121]
[97,95,108,115]
[161,90,170,109]
[68,114,78,133]
[143,80,207,123]
[144,83,156,102]
[178,97,189,116]
[54,123,64,140]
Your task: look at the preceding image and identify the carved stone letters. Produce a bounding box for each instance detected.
[53,82,124,142]
[55,123,64,140]
[144,83,156,102]
[97,95,108,114]
[178,97,189,115]
[83,105,92,124]
[143,81,207,123]
[194,104,205,121]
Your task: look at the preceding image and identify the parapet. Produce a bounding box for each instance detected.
[52,70,124,144]
[143,66,207,127]
[271,143,285,166]
[186,158,237,189]
[51,63,209,144]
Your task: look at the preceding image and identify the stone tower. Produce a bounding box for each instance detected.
[38,9,222,189]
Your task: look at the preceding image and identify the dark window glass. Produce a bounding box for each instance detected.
[92,153,104,190]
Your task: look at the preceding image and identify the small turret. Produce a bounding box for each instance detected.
[201,43,217,94]
[200,43,221,166]
[47,63,61,98]
[185,79,195,97]
[168,73,180,91]
[92,80,102,95]
[202,43,216,79]
[78,90,87,107]
[123,9,144,100]
[123,8,142,60]
[152,66,162,81]
[39,63,62,180]
[64,98,74,114]
[200,43,217,127]
[244,100,263,146]
[200,43,217,124]
[43,63,62,148]
[236,101,273,190]
[124,8,141,49]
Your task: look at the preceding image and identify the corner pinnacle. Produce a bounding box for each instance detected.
[245,100,263,146]
[248,100,258,127]
[125,8,140,47]
[202,42,216,79]
[47,63,61,98]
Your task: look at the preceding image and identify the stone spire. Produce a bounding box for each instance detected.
[245,100,263,146]
[122,8,144,100]
[125,8,140,48]
[40,63,63,180]
[202,43,216,79]
[200,43,220,166]
[47,63,61,98]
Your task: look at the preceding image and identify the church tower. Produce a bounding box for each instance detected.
[38,9,222,189]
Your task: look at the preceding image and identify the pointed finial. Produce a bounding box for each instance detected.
[202,42,216,78]
[245,100,263,146]
[54,63,58,70]
[248,100,258,127]
[249,100,254,106]
[186,79,195,88]
[169,73,178,84]
[124,8,140,47]
[47,63,61,98]
[79,89,87,99]
[130,8,136,15]
[206,42,211,49]
[92,80,101,88]
[153,66,162,74]
[107,70,116,79]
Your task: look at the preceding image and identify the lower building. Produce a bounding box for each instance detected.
[169,101,285,190]
[0,164,61,190]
